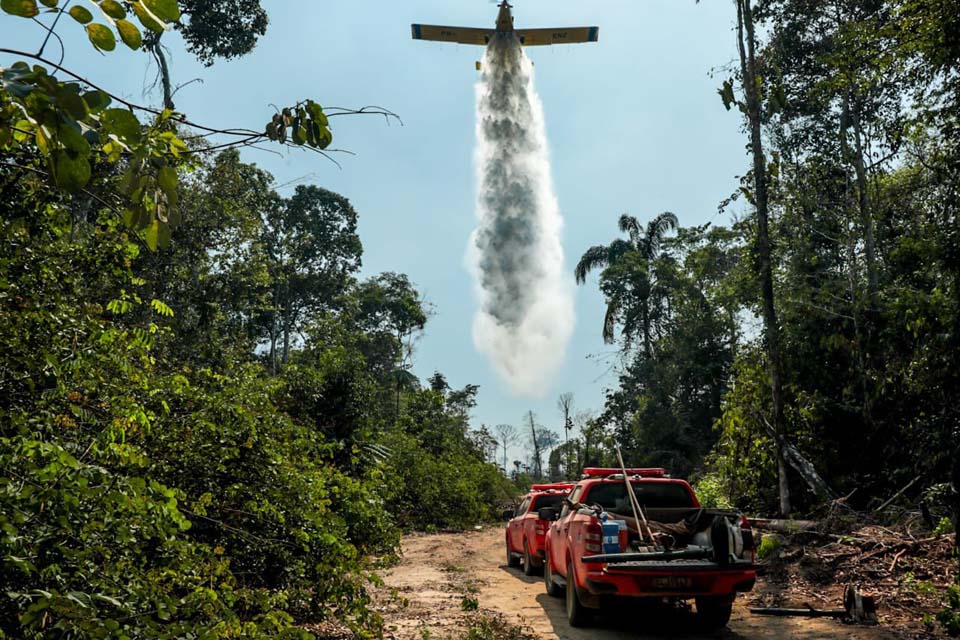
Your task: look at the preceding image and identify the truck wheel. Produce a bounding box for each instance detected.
[523,540,538,576]
[696,595,734,630]
[506,538,520,568]
[543,555,563,597]
[565,561,590,627]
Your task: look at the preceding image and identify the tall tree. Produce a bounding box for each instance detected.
[731,0,792,515]
[134,150,274,366]
[575,212,678,351]
[353,272,428,419]
[146,0,269,109]
[260,186,362,371]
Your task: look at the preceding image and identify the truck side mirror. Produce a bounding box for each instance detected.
[538,507,559,521]
[501,508,514,521]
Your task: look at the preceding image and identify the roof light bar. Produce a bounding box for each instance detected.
[530,483,576,491]
[581,467,667,478]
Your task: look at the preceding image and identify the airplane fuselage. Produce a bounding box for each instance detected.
[495,2,515,33]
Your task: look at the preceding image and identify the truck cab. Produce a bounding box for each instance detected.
[542,468,756,629]
[505,482,574,576]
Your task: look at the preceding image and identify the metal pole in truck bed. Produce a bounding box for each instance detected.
[615,445,657,546]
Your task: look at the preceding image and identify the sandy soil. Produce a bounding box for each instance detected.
[376,527,905,640]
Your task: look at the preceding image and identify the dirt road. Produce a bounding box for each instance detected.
[377,527,903,640]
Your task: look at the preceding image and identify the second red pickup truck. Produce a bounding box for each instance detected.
[540,468,757,630]
[505,482,575,576]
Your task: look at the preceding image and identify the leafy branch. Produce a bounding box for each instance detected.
[0,18,399,251]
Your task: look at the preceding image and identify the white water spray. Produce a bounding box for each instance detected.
[467,35,574,397]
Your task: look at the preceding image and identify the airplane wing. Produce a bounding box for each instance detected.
[411,24,493,46]
[515,27,599,46]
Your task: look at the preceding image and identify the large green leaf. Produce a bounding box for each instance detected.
[98,0,125,19]
[86,23,117,51]
[131,0,163,32]
[82,90,112,113]
[57,123,90,155]
[55,85,88,120]
[306,101,328,126]
[115,19,142,50]
[67,4,92,23]
[157,165,177,199]
[142,0,178,22]
[100,108,141,141]
[718,79,736,111]
[51,149,91,192]
[145,219,171,251]
[1,0,39,17]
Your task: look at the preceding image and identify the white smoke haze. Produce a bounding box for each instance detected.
[467,35,574,397]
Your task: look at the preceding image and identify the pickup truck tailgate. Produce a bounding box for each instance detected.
[582,559,757,596]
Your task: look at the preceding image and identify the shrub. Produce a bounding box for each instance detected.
[938,585,960,636]
[757,534,783,561]
[935,517,955,536]
[692,472,733,508]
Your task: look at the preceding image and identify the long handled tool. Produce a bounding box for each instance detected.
[615,446,657,547]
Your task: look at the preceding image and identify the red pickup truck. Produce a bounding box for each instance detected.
[505,483,575,576]
[541,468,756,630]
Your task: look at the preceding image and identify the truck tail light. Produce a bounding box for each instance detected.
[535,521,547,535]
[584,522,603,554]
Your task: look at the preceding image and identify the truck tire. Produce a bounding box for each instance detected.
[565,561,591,627]
[696,595,734,630]
[543,555,564,597]
[506,538,520,568]
[523,540,538,576]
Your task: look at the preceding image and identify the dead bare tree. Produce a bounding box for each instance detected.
[557,392,575,474]
[494,423,518,474]
[527,411,542,479]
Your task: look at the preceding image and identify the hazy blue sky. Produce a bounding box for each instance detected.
[3,0,749,463]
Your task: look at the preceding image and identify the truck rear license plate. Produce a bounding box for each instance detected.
[651,576,693,590]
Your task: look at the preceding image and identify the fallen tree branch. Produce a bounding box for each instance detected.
[875,475,922,512]
[748,518,818,533]
[750,606,846,618]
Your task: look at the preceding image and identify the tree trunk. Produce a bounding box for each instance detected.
[395,378,401,422]
[736,0,791,515]
[281,311,291,365]
[641,298,652,358]
[953,447,960,555]
[148,36,175,111]
[268,319,278,376]
[848,98,878,296]
[840,96,875,425]
[845,226,873,424]
[528,412,541,478]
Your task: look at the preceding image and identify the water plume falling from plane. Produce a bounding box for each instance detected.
[467,35,574,397]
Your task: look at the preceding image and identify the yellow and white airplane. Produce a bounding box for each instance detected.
[411,1,599,48]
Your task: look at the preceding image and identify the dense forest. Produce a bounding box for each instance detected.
[0,2,511,637]
[1,0,959,638]
[542,0,960,520]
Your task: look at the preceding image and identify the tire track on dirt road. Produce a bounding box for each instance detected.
[379,528,901,640]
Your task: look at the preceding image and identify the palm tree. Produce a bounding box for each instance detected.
[575,212,678,352]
